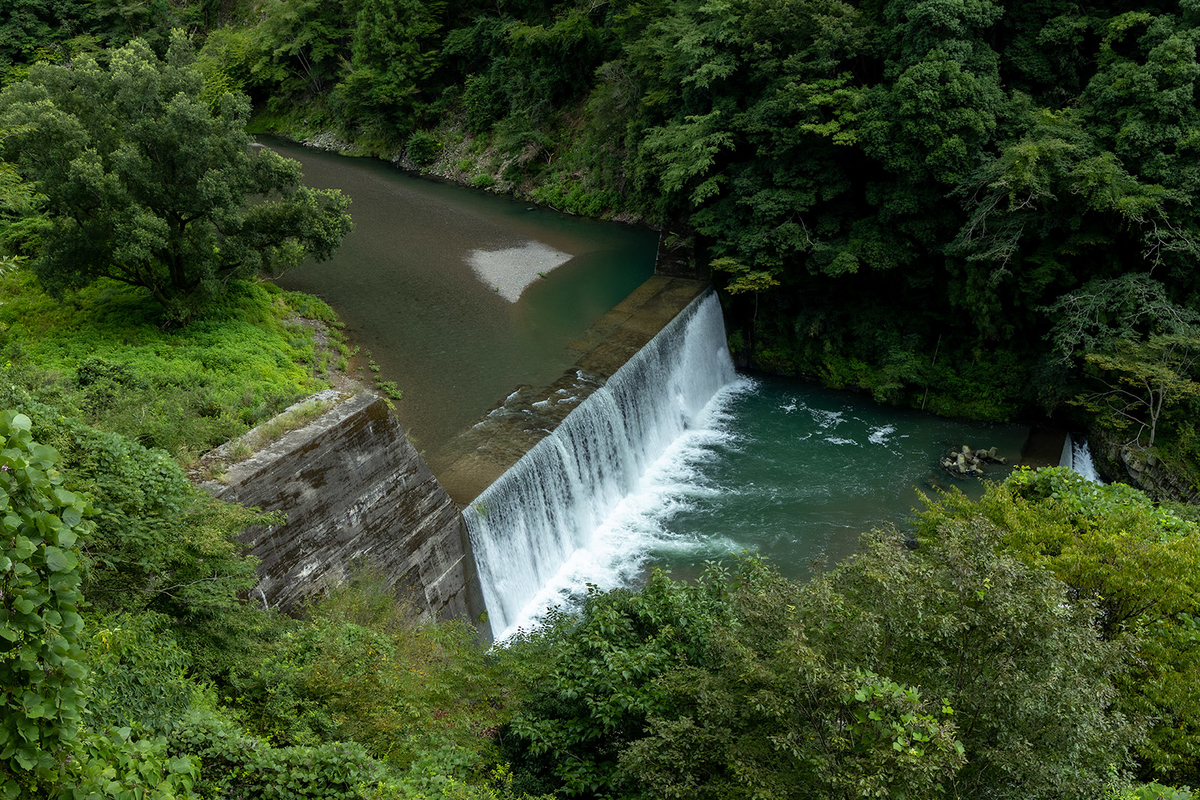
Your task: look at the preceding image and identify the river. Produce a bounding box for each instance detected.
[267,141,1029,637]
[263,137,657,452]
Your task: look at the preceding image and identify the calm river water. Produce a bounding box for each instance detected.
[264,138,657,452]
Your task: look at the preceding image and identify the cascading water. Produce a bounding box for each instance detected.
[1060,434,1103,483]
[464,290,738,637]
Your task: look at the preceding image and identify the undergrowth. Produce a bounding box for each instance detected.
[0,269,343,461]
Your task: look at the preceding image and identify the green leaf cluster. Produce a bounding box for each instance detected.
[0,34,352,324]
[0,410,89,793]
[918,467,1200,785]
[502,528,1130,800]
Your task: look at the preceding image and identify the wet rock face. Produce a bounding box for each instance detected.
[207,392,487,633]
[1095,435,1200,505]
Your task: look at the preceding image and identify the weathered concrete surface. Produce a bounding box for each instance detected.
[1020,426,1068,468]
[206,391,487,632]
[430,275,710,505]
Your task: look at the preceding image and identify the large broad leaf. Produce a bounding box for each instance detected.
[44,546,77,573]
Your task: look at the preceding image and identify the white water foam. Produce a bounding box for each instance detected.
[868,424,896,445]
[464,290,740,638]
[493,377,755,638]
[1059,434,1104,483]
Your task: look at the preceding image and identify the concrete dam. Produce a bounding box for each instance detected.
[207,275,716,639]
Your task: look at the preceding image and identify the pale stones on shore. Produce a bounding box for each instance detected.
[467,241,573,302]
[942,444,1007,477]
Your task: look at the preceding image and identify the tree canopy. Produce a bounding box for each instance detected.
[502,528,1132,800]
[0,33,352,323]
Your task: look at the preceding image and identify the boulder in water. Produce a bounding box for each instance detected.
[942,444,1004,478]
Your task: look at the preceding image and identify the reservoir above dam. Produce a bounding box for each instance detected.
[265,136,658,454]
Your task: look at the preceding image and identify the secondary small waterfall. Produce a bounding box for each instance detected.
[1060,434,1103,483]
[465,290,737,635]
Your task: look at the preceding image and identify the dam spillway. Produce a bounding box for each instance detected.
[200,271,714,640]
[205,273,1033,639]
[448,284,736,636]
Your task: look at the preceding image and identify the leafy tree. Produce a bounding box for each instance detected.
[1045,275,1200,445]
[245,0,352,108]
[0,33,352,324]
[502,570,727,797]
[918,469,1200,784]
[503,530,1130,800]
[334,0,444,133]
[0,0,95,72]
[0,154,44,260]
[1081,335,1200,447]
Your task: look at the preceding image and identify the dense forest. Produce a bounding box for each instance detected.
[1,0,1200,797]
[5,0,1200,468]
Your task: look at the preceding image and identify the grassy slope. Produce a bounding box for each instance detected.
[0,268,349,462]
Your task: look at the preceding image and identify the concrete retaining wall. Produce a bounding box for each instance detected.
[206,391,487,633]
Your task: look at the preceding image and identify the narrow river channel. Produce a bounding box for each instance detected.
[263,137,657,453]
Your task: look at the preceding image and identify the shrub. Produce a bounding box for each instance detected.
[407,131,443,166]
[171,710,374,799]
[0,411,90,793]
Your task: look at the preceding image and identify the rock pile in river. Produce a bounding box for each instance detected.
[942,445,1007,477]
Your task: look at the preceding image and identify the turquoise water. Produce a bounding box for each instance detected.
[262,138,657,452]
[492,371,1029,635]
[643,376,1027,580]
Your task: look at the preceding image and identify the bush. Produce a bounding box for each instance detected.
[0,411,90,793]
[502,530,1129,800]
[918,470,1200,784]
[407,131,443,166]
[171,711,374,799]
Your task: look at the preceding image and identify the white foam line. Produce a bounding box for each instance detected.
[494,376,756,640]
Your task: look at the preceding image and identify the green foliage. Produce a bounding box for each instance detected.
[0,270,336,455]
[332,0,443,134]
[0,0,96,75]
[1081,336,1200,448]
[504,531,1128,800]
[502,571,725,797]
[0,393,274,688]
[0,157,45,259]
[407,131,443,165]
[918,469,1200,784]
[245,0,350,107]
[0,34,352,323]
[82,612,197,736]
[222,568,518,794]
[62,726,199,800]
[710,257,780,297]
[171,710,373,799]
[1128,785,1196,800]
[0,411,89,793]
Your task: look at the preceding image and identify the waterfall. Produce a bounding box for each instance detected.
[465,290,737,636]
[1059,434,1103,483]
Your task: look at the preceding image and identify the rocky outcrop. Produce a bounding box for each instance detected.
[941,445,1007,477]
[1094,435,1200,505]
[204,391,488,634]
